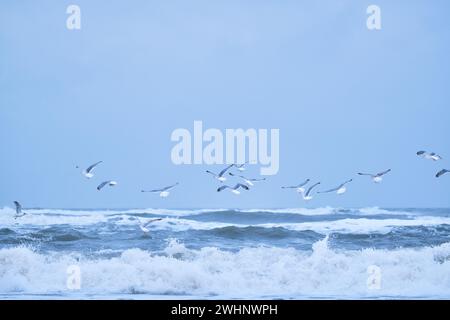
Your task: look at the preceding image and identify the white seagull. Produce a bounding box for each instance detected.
[79,161,103,179]
[217,183,250,195]
[358,169,391,183]
[233,161,249,172]
[417,151,442,161]
[13,201,27,219]
[228,173,266,186]
[436,169,450,178]
[281,179,311,194]
[141,183,179,198]
[303,182,321,201]
[318,179,353,195]
[138,218,163,234]
[97,180,118,191]
[206,164,234,182]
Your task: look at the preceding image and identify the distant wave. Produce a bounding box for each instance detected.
[1,238,450,298]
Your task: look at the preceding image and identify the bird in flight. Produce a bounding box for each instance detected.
[416,151,442,161]
[302,182,321,201]
[13,201,27,219]
[97,180,118,191]
[206,164,234,182]
[281,179,311,194]
[141,183,179,198]
[358,169,391,183]
[138,218,163,234]
[318,179,353,195]
[217,183,250,195]
[78,161,103,179]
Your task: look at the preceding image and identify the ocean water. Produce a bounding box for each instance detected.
[1,206,450,300]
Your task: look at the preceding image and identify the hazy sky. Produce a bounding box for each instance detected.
[1,0,449,209]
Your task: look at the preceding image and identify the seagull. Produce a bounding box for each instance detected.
[97,180,118,191]
[281,179,311,194]
[233,161,249,172]
[217,183,250,195]
[206,164,234,182]
[228,173,266,186]
[318,179,353,195]
[141,183,179,198]
[13,201,27,219]
[358,169,391,183]
[417,151,442,161]
[138,218,163,234]
[303,182,321,201]
[78,161,103,179]
[436,169,450,178]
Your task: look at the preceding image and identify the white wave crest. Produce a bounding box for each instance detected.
[1,239,450,299]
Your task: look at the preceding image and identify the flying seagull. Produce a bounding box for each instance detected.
[233,161,249,172]
[436,169,450,178]
[13,201,27,219]
[78,161,103,179]
[228,173,266,186]
[217,183,250,195]
[358,169,391,183]
[318,179,353,195]
[97,180,118,191]
[138,218,163,234]
[417,151,442,161]
[281,179,311,194]
[303,182,321,201]
[141,183,179,198]
[206,164,234,182]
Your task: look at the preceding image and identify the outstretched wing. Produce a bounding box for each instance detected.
[235,183,250,190]
[217,185,231,192]
[282,179,310,189]
[318,187,339,194]
[97,181,110,191]
[436,169,450,178]
[358,172,374,177]
[142,183,179,193]
[218,164,235,177]
[206,170,217,177]
[377,169,391,177]
[305,182,321,197]
[416,151,426,156]
[143,218,163,227]
[86,161,103,173]
[13,201,22,214]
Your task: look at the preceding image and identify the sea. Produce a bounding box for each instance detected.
[1,206,450,300]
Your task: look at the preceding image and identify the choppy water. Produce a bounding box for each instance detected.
[1,206,450,299]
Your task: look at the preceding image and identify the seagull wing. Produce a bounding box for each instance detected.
[318,186,339,194]
[86,161,103,173]
[13,201,22,214]
[217,185,231,192]
[161,183,179,192]
[416,151,426,156]
[143,218,163,227]
[234,183,250,190]
[206,170,218,177]
[436,169,450,178]
[218,164,234,177]
[377,169,391,177]
[358,172,374,177]
[305,182,321,197]
[97,181,111,191]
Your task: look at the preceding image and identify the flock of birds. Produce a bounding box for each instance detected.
[10,149,449,233]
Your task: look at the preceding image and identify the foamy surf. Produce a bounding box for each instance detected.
[1,238,450,299]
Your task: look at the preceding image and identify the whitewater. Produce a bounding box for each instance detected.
[0,207,449,299]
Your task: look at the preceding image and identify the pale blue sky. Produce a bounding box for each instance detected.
[1,0,449,209]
